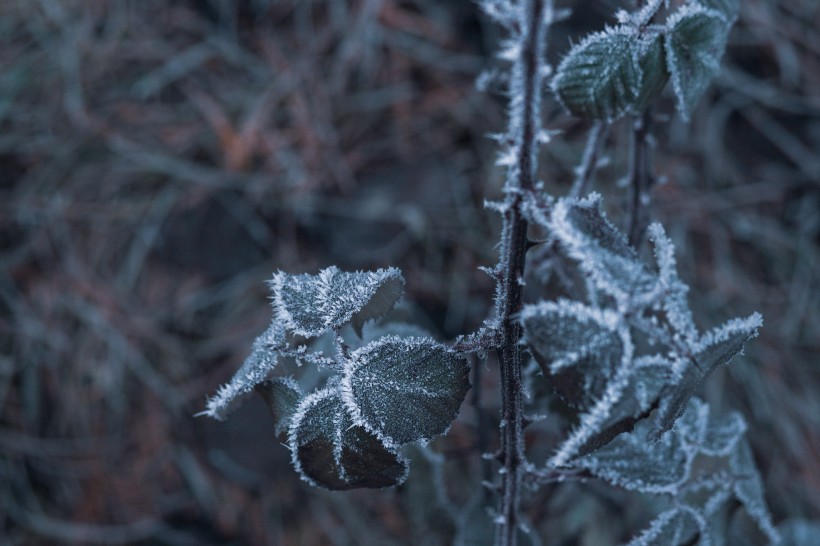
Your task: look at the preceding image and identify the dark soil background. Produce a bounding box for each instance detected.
[1,0,818,544]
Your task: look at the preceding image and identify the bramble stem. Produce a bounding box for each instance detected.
[494,1,550,544]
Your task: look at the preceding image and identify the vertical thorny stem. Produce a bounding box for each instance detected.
[494,1,549,544]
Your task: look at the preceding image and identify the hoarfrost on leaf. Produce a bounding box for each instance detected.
[665,5,732,120]
[550,194,657,303]
[696,0,740,21]
[573,419,690,494]
[648,223,698,346]
[520,300,623,408]
[341,336,470,445]
[730,439,780,543]
[288,387,409,490]
[200,321,286,420]
[652,313,761,438]
[256,376,302,438]
[270,266,404,338]
[674,397,746,457]
[552,26,667,122]
[623,508,701,546]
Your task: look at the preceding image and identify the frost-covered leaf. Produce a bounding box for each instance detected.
[730,439,780,543]
[521,300,623,409]
[633,31,669,112]
[674,397,746,457]
[665,5,732,120]
[648,223,698,346]
[552,27,667,121]
[271,266,404,338]
[550,194,656,303]
[623,508,701,546]
[341,336,470,444]
[653,313,762,438]
[256,376,302,438]
[573,420,689,493]
[288,387,408,490]
[575,359,669,456]
[200,321,286,420]
[697,0,740,21]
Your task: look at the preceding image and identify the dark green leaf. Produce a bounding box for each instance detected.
[270,266,404,338]
[553,27,668,121]
[521,300,623,409]
[550,195,657,302]
[652,314,761,439]
[256,377,302,438]
[342,336,470,444]
[288,387,408,490]
[665,5,732,119]
[697,0,740,20]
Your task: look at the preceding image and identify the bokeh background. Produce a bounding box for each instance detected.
[1,0,818,544]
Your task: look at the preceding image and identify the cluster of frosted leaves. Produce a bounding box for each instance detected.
[271,266,404,338]
[524,195,762,466]
[551,1,735,122]
[201,267,404,419]
[573,399,779,545]
[202,268,471,490]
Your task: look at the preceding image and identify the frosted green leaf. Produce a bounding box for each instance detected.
[256,376,302,438]
[573,420,689,493]
[730,439,780,543]
[674,397,746,457]
[576,359,669,456]
[623,508,700,546]
[521,300,623,409]
[288,387,408,490]
[697,0,740,20]
[652,313,761,439]
[648,223,698,346]
[633,31,669,113]
[341,336,470,445]
[665,5,732,120]
[552,27,667,121]
[270,266,404,338]
[200,321,286,420]
[550,195,656,303]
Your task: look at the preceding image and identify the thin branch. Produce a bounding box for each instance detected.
[570,121,609,198]
[493,1,552,544]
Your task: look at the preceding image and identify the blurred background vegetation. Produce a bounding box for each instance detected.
[0,0,817,544]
